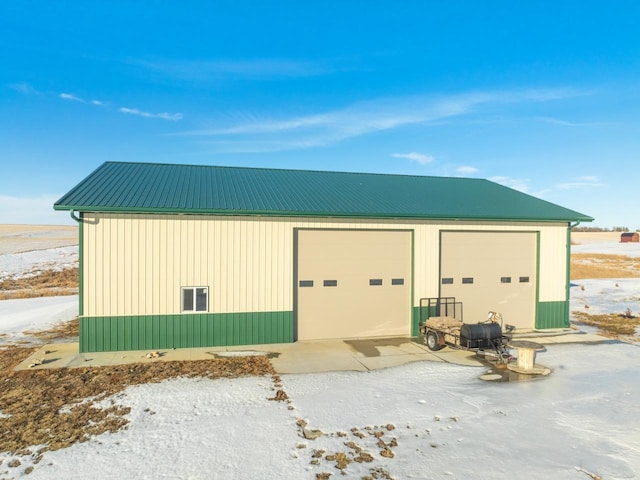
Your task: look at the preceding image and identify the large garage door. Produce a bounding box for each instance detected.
[295,230,411,341]
[440,231,537,329]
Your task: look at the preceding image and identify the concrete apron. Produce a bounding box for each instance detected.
[14,337,482,374]
[13,330,608,374]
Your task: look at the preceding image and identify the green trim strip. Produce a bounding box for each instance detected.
[79,311,294,353]
[78,215,84,316]
[566,224,572,315]
[534,231,541,328]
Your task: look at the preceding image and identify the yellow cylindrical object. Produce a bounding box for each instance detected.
[516,347,536,371]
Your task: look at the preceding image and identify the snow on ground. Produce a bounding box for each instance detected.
[0,225,78,280]
[571,278,640,316]
[572,241,640,257]
[1,227,640,479]
[0,225,77,255]
[15,343,640,480]
[0,295,78,345]
[572,231,640,257]
[0,245,78,281]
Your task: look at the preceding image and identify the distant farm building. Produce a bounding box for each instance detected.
[55,161,593,353]
[620,232,639,243]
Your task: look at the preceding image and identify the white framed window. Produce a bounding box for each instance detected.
[181,286,208,312]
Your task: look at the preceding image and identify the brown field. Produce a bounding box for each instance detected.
[0,267,78,300]
[571,254,640,280]
[572,311,640,338]
[0,224,77,254]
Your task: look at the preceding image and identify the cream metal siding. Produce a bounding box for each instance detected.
[538,226,569,301]
[296,229,411,340]
[82,214,569,318]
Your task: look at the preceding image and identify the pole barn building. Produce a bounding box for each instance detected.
[54,162,592,353]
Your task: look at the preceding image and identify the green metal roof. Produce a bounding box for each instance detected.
[54,161,593,222]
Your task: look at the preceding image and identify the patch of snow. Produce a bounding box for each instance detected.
[0,295,78,344]
[570,279,640,316]
[7,343,637,480]
[572,241,640,257]
[0,245,78,281]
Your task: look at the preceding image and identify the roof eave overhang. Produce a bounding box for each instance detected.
[53,205,594,223]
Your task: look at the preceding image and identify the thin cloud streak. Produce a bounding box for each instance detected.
[119,107,183,121]
[12,83,181,121]
[9,82,41,95]
[59,93,84,102]
[392,152,434,165]
[132,58,334,80]
[536,116,613,127]
[180,88,589,152]
[554,181,607,190]
[456,166,479,174]
[489,176,531,193]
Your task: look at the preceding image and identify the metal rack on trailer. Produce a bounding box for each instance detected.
[418,297,515,363]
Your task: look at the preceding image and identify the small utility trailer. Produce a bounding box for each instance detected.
[418,297,515,363]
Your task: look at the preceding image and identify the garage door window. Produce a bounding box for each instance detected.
[299,280,314,287]
[500,277,512,284]
[182,287,208,312]
[369,279,383,286]
[323,280,338,287]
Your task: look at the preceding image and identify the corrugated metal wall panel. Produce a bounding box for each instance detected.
[82,214,569,318]
[79,312,294,352]
[538,226,569,301]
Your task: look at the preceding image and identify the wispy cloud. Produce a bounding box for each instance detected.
[119,107,183,121]
[456,165,479,175]
[392,152,434,165]
[489,176,531,193]
[554,176,607,190]
[59,92,84,102]
[536,116,612,127]
[11,82,180,121]
[180,88,588,152]
[132,58,334,80]
[8,82,40,95]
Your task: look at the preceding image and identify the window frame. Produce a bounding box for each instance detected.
[181,286,209,313]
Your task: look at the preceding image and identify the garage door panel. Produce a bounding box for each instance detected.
[296,230,411,341]
[440,231,536,329]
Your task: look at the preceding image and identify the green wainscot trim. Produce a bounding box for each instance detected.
[79,311,294,353]
[412,305,439,336]
[535,301,570,329]
[412,307,421,336]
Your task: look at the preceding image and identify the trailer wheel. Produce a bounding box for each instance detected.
[426,331,442,351]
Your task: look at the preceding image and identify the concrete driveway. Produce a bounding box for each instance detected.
[14,330,606,374]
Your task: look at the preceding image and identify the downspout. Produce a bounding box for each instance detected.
[70,209,82,223]
[69,210,84,334]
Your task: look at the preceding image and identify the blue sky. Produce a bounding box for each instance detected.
[1,1,639,227]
